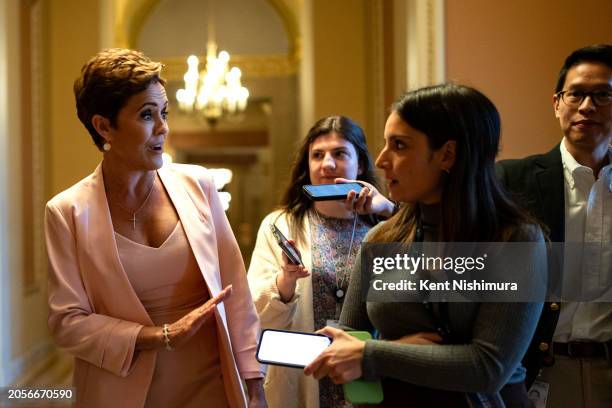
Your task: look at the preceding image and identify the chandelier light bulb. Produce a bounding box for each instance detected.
[176,89,185,103]
[187,55,199,67]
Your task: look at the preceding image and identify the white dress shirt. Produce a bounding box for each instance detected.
[554,139,612,342]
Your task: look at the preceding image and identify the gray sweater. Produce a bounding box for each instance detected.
[339,213,544,394]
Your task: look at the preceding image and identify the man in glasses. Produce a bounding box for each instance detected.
[498,44,611,408]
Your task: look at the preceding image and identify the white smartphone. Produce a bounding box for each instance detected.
[256,329,332,368]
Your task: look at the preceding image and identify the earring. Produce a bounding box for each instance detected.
[443,168,450,174]
[103,142,111,152]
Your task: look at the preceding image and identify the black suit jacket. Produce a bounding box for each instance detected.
[496,144,564,388]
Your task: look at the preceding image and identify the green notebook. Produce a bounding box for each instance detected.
[343,331,384,404]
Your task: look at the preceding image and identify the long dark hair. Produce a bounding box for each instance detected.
[371,84,536,243]
[279,116,380,242]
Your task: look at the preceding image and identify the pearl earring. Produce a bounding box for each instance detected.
[103,142,111,152]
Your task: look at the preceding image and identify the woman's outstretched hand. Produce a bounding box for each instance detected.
[335,178,395,217]
[136,285,233,351]
[165,285,232,348]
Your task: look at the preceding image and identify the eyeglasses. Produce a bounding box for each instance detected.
[556,89,612,107]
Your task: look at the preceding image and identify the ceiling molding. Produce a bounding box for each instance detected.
[170,129,269,149]
[266,0,300,61]
[162,54,297,81]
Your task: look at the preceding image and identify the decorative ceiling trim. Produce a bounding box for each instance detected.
[171,129,269,149]
[266,0,300,61]
[113,0,160,48]
[126,0,160,49]
[162,54,297,80]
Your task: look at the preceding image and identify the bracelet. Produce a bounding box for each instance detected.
[162,324,173,351]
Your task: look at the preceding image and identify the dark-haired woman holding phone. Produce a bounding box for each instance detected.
[304,84,545,407]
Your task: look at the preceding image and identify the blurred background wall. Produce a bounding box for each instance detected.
[0,0,610,388]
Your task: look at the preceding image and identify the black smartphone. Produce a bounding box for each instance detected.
[302,182,364,201]
[270,224,303,265]
[256,329,332,368]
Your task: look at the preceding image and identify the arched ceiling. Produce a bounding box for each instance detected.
[138,0,289,57]
[115,0,299,58]
[114,0,299,80]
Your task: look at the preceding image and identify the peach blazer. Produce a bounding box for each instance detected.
[45,163,261,408]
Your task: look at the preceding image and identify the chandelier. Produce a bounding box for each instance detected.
[176,12,249,125]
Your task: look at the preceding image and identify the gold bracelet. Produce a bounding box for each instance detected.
[162,324,173,351]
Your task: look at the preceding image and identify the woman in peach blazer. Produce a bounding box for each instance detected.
[45,49,265,408]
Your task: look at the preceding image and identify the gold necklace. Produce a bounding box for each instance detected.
[109,173,156,230]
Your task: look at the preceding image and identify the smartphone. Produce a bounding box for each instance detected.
[343,331,384,404]
[256,329,332,368]
[270,224,302,265]
[302,182,364,201]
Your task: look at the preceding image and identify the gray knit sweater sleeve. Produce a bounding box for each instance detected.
[338,244,375,333]
[361,302,542,393]
[339,224,545,394]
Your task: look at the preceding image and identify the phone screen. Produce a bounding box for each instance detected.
[257,329,332,368]
[303,182,363,201]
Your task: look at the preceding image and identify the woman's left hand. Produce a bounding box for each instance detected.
[303,326,365,385]
[335,178,395,217]
[245,378,267,408]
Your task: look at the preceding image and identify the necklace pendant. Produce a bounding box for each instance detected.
[335,288,345,300]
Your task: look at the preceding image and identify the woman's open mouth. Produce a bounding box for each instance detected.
[149,143,163,153]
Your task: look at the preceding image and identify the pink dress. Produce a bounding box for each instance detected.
[115,221,229,408]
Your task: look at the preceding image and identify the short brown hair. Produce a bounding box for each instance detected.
[74,48,166,151]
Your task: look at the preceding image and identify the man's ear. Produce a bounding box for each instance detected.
[552,93,561,119]
[440,140,456,172]
[91,114,113,142]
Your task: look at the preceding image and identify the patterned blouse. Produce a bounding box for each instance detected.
[308,210,371,408]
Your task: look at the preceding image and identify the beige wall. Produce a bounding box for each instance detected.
[308,0,368,127]
[0,0,106,386]
[49,0,102,195]
[0,0,21,384]
[446,0,612,159]
[1,0,57,385]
